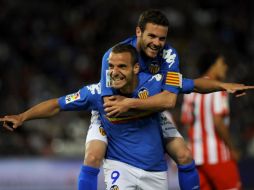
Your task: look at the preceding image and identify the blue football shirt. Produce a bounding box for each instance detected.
[58,72,167,171]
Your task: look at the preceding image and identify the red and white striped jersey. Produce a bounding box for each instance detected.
[181,91,231,165]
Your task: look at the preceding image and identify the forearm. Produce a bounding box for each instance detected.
[193,78,224,93]
[20,98,61,122]
[127,91,177,111]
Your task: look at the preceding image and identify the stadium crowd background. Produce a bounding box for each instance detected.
[0,0,254,189]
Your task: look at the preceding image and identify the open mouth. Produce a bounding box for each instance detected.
[148,45,160,53]
[111,77,125,88]
[149,46,159,51]
[111,75,125,82]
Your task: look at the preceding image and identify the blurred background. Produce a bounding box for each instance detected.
[0,0,254,189]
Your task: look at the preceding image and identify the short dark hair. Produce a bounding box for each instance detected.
[197,52,223,75]
[111,43,139,65]
[137,9,169,32]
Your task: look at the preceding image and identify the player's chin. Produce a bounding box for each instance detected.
[145,49,158,58]
[111,81,125,89]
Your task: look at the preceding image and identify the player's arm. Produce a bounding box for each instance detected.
[129,46,181,111]
[104,90,176,117]
[193,78,254,96]
[0,98,60,131]
[181,77,254,96]
[213,114,240,161]
[105,77,242,114]
[193,78,223,93]
[126,90,177,110]
[0,84,99,131]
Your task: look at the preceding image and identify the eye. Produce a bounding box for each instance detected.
[119,64,127,69]
[148,34,156,39]
[159,37,166,42]
[108,63,113,69]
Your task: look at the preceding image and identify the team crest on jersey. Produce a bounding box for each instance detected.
[99,126,106,136]
[65,91,80,104]
[110,185,119,190]
[148,63,160,74]
[138,88,149,99]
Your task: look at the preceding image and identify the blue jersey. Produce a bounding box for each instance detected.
[100,36,194,97]
[58,72,167,171]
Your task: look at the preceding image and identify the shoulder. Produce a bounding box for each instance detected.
[139,72,163,86]
[120,36,136,45]
[157,43,180,72]
[103,36,135,57]
[103,48,112,59]
[162,44,178,61]
[85,83,101,95]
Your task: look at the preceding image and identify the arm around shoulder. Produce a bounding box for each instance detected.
[128,90,177,111]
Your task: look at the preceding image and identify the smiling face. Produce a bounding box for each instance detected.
[136,23,168,58]
[108,51,139,94]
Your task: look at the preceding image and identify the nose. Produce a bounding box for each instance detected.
[153,38,161,47]
[110,67,119,78]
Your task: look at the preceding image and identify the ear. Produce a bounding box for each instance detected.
[133,63,140,74]
[136,27,141,37]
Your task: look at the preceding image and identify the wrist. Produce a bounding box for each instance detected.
[126,98,137,109]
[19,113,26,123]
[218,82,227,91]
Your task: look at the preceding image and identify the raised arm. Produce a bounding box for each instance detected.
[0,98,60,131]
[182,77,254,96]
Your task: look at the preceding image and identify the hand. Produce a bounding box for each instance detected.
[0,115,24,131]
[221,83,254,97]
[103,96,131,117]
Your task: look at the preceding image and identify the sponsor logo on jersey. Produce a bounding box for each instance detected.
[148,63,160,74]
[110,185,119,190]
[163,49,176,66]
[138,88,149,99]
[87,83,101,94]
[99,126,106,136]
[106,70,112,87]
[165,72,182,87]
[148,74,163,82]
[65,91,80,104]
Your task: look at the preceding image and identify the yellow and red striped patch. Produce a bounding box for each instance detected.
[166,72,182,87]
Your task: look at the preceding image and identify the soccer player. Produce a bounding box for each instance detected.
[181,52,242,190]
[1,44,172,190]
[83,9,251,190]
